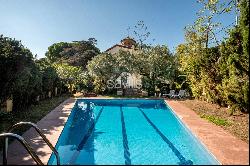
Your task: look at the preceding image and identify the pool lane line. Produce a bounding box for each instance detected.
[120,106,132,165]
[138,107,193,165]
[68,106,104,164]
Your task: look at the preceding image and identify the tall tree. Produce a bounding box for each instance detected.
[187,0,237,48]
[45,42,71,62]
[53,63,87,93]
[218,0,249,112]
[127,20,153,49]
[46,38,100,69]
[87,50,136,93]
[177,0,249,113]
[61,40,100,68]
[0,35,43,109]
[136,45,176,95]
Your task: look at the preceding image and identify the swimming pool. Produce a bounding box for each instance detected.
[48,99,220,165]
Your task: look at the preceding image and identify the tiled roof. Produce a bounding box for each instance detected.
[105,44,133,52]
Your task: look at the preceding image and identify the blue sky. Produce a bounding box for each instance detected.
[0,0,236,58]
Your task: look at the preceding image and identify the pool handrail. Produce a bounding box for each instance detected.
[6,122,60,165]
[0,133,44,165]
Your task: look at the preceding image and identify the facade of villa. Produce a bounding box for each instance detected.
[105,37,142,90]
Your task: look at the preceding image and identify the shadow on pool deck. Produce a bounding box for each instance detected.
[1,98,76,165]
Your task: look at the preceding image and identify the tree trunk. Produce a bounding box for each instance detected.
[48,91,52,98]
[6,95,13,112]
[36,95,40,102]
[55,87,58,96]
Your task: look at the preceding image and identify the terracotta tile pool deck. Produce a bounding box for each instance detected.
[3,97,249,165]
[166,100,249,165]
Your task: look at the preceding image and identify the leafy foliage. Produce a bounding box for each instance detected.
[53,63,87,93]
[87,50,136,93]
[45,42,71,62]
[0,35,43,109]
[45,38,100,69]
[45,38,101,93]
[136,46,177,95]
[87,46,178,94]
[177,0,249,113]
[0,36,70,111]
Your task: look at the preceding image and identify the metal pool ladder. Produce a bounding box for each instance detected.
[0,122,60,165]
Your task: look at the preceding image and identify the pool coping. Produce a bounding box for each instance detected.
[4,97,249,165]
[163,100,221,164]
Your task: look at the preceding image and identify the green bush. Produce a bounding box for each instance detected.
[177,0,249,113]
[0,35,65,111]
[0,35,43,110]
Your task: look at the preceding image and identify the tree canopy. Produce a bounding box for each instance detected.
[45,38,100,69]
[176,0,249,113]
[87,46,178,94]
[0,35,42,109]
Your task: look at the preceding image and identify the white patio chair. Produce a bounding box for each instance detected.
[172,90,186,99]
[162,90,175,98]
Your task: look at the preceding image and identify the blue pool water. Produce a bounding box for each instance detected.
[48,99,220,165]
